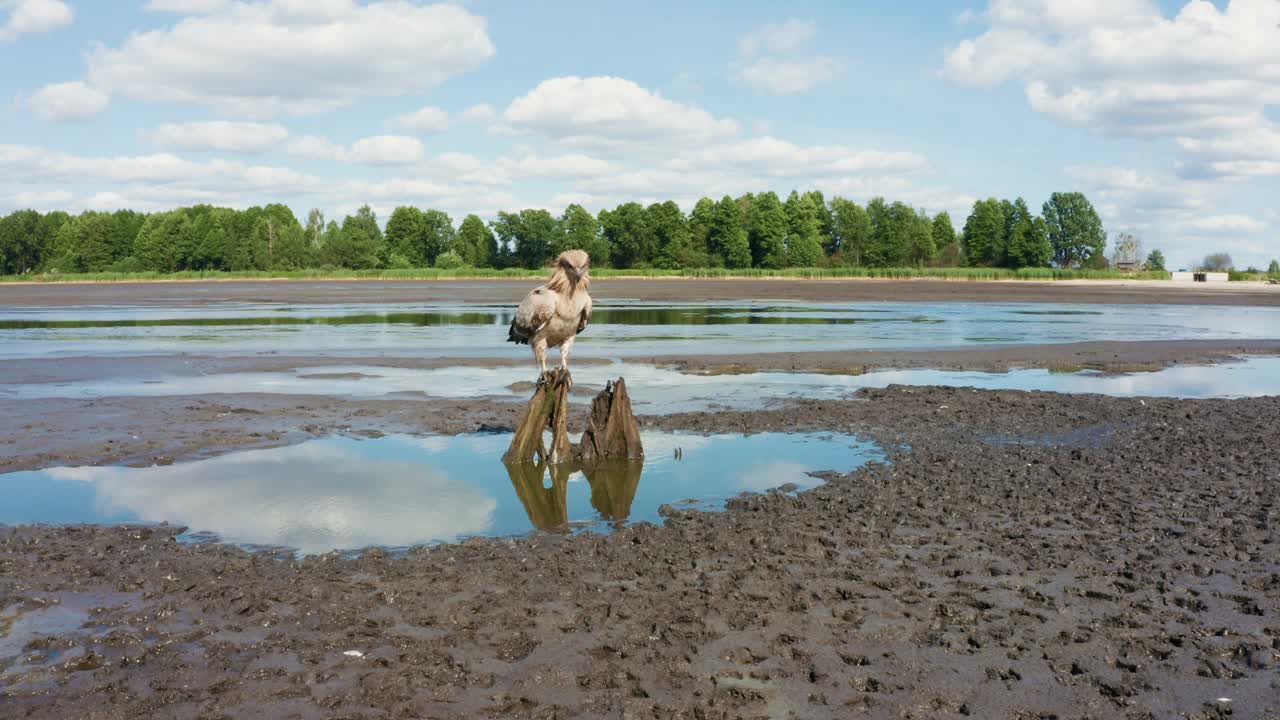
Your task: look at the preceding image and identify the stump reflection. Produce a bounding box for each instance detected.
[503,459,644,532]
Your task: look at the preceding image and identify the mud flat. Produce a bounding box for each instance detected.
[3,276,1280,307]
[2,387,1278,719]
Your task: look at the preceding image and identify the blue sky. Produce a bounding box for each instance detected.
[1,0,1276,269]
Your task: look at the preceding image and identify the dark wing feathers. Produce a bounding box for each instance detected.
[507,287,556,345]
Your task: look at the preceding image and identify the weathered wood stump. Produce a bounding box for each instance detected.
[502,371,644,466]
[576,378,644,463]
[502,369,573,465]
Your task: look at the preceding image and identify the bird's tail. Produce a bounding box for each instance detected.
[507,319,529,345]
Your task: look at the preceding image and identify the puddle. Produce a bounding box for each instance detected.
[0,592,141,681]
[6,358,1279,410]
[0,432,882,555]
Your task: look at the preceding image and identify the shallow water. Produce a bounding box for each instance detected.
[2,301,1278,360]
[7,357,1280,409]
[0,432,881,554]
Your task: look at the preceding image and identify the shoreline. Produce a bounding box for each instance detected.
[3,276,1279,307]
[3,387,1277,718]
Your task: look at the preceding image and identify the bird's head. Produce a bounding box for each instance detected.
[552,250,590,293]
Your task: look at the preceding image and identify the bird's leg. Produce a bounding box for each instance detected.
[534,339,550,386]
[559,337,575,389]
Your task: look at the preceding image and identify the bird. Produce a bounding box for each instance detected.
[507,249,592,377]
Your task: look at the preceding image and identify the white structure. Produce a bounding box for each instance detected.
[1171,271,1229,283]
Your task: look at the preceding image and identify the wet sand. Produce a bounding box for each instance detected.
[3,387,1278,718]
[3,276,1280,307]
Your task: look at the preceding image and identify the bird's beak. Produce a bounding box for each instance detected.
[571,266,585,279]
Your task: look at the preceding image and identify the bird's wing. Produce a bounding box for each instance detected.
[507,286,557,343]
[576,292,592,334]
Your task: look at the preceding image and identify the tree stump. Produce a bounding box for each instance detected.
[503,372,645,466]
[576,378,644,463]
[502,369,573,465]
[582,461,643,523]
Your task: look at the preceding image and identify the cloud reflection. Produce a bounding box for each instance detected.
[46,441,496,553]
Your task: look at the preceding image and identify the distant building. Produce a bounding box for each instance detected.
[1171,271,1228,283]
[1115,259,1140,272]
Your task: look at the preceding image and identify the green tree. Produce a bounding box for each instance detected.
[747,191,788,268]
[783,190,825,267]
[133,211,194,271]
[599,202,653,268]
[906,210,936,266]
[304,209,326,255]
[1145,249,1167,271]
[1003,198,1051,268]
[648,201,691,269]
[1200,253,1232,272]
[456,214,496,267]
[0,209,63,275]
[556,204,608,265]
[434,249,465,269]
[493,209,557,269]
[712,195,751,269]
[962,199,1005,267]
[250,204,307,270]
[931,211,956,250]
[829,197,871,265]
[865,198,916,267]
[1268,259,1279,275]
[687,197,718,267]
[384,206,426,265]
[50,212,132,272]
[1110,232,1143,270]
[1042,192,1105,268]
[322,207,382,269]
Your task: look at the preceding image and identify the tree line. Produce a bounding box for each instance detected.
[0,190,1183,276]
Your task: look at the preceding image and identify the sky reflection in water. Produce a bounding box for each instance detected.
[0,432,880,554]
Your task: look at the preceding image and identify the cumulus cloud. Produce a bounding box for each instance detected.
[503,76,739,150]
[943,0,1280,179]
[75,1,494,117]
[386,105,449,133]
[739,18,816,56]
[0,0,73,43]
[738,58,841,95]
[147,121,288,153]
[286,134,424,165]
[27,81,109,121]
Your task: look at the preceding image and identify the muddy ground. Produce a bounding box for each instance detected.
[3,276,1280,307]
[3,387,1278,719]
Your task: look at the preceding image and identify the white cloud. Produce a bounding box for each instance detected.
[739,18,816,56]
[739,58,840,95]
[0,143,321,195]
[286,134,424,165]
[675,136,928,178]
[1186,214,1267,233]
[503,76,739,150]
[76,1,494,117]
[1062,164,1273,268]
[460,103,497,124]
[0,0,73,43]
[147,121,288,153]
[386,105,449,133]
[144,0,230,11]
[27,81,109,121]
[944,0,1280,178]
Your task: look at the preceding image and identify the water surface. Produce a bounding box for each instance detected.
[0,431,881,554]
[3,301,1277,360]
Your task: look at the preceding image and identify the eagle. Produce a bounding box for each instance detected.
[507,249,592,375]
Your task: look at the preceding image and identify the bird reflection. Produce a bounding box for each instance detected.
[503,459,644,532]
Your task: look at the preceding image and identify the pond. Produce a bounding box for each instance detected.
[0,431,883,555]
[2,301,1277,360]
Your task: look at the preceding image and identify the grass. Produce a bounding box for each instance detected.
[0,267,1174,284]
